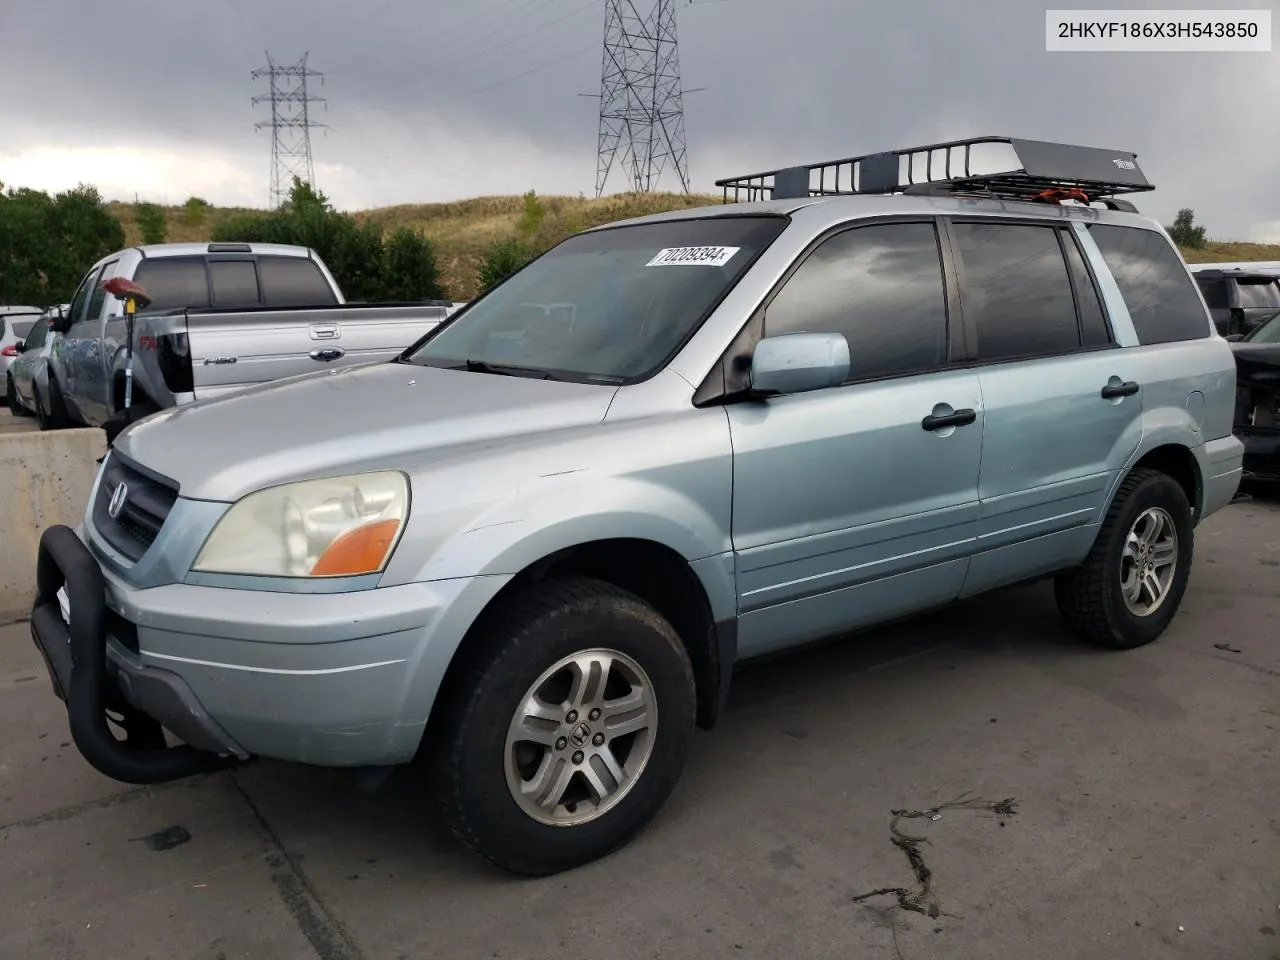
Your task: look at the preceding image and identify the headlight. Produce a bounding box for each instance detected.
[192,471,410,578]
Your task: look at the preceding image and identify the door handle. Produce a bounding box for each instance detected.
[1100,380,1140,399]
[921,408,977,431]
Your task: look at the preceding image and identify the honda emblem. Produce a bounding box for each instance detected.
[107,482,129,519]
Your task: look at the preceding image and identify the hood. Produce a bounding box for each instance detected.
[1230,342,1280,393]
[116,362,619,502]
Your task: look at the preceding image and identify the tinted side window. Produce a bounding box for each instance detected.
[132,258,211,311]
[1196,278,1229,309]
[1061,231,1112,347]
[67,267,99,324]
[763,221,948,381]
[1087,224,1209,344]
[258,256,339,307]
[953,221,1079,361]
[210,260,261,307]
[1237,279,1280,310]
[23,317,48,349]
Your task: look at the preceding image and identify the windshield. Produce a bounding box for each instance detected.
[404,215,788,383]
[1244,311,1280,343]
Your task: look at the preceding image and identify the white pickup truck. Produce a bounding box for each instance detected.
[43,242,464,430]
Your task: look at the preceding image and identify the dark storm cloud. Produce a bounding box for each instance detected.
[1,0,1275,237]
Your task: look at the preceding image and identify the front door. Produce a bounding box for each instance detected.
[727,219,984,659]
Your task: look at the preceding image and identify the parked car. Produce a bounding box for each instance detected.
[0,305,43,398]
[7,304,66,421]
[30,137,1243,878]
[1227,310,1280,481]
[1189,264,1280,338]
[46,242,456,431]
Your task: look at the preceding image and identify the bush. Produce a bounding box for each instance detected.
[516,189,546,237]
[181,196,211,227]
[380,228,445,301]
[135,201,167,244]
[1167,208,1207,249]
[476,238,532,294]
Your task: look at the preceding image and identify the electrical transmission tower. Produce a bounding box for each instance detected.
[593,0,691,197]
[251,52,327,208]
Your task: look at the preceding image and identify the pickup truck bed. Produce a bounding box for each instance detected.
[130,301,455,408]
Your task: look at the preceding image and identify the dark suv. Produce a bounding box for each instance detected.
[1191,265,1280,338]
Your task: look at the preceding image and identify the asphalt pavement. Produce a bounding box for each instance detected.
[1,491,1277,960]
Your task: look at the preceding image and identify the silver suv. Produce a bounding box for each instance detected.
[29,137,1243,876]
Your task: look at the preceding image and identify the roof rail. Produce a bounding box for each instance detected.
[715,136,1154,209]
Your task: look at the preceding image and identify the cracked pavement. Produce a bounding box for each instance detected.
[1,493,1277,960]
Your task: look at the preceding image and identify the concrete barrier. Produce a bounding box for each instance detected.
[0,428,105,624]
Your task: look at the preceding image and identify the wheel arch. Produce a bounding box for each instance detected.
[1108,441,1202,524]
[421,536,734,756]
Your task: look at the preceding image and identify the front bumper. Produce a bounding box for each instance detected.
[32,523,511,783]
[31,525,241,784]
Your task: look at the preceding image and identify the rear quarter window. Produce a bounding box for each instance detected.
[258,256,339,307]
[1087,224,1209,345]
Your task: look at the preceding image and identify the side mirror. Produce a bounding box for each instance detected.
[52,311,72,334]
[749,332,850,396]
[13,341,24,352]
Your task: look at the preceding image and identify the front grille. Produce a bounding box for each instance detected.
[91,454,180,562]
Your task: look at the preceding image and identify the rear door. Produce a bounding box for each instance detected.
[64,259,118,424]
[946,217,1143,598]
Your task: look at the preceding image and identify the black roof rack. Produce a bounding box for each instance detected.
[715,136,1154,210]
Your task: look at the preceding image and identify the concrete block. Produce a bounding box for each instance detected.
[0,428,105,624]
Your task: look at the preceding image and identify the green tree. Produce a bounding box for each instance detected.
[380,228,445,301]
[0,182,123,304]
[476,237,532,294]
[209,177,446,302]
[1167,208,1207,249]
[135,201,167,244]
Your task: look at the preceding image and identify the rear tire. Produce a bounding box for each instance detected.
[1054,468,1193,649]
[432,576,696,876]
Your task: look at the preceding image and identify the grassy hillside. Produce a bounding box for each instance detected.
[107,195,1280,302]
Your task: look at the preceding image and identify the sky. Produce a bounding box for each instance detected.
[1,0,1277,241]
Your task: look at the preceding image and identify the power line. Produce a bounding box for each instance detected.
[594,0,691,196]
[403,40,600,114]
[324,0,558,87]
[344,0,597,103]
[251,52,328,208]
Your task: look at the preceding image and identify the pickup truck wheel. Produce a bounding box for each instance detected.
[40,377,72,430]
[433,576,696,876]
[1054,468,1193,649]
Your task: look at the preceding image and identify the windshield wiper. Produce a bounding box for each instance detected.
[458,359,560,380]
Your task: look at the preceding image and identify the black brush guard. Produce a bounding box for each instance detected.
[30,524,240,784]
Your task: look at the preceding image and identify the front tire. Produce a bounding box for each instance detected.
[433,576,696,876]
[1055,468,1193,649]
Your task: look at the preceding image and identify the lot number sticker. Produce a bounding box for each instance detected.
[646,246,740,267]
